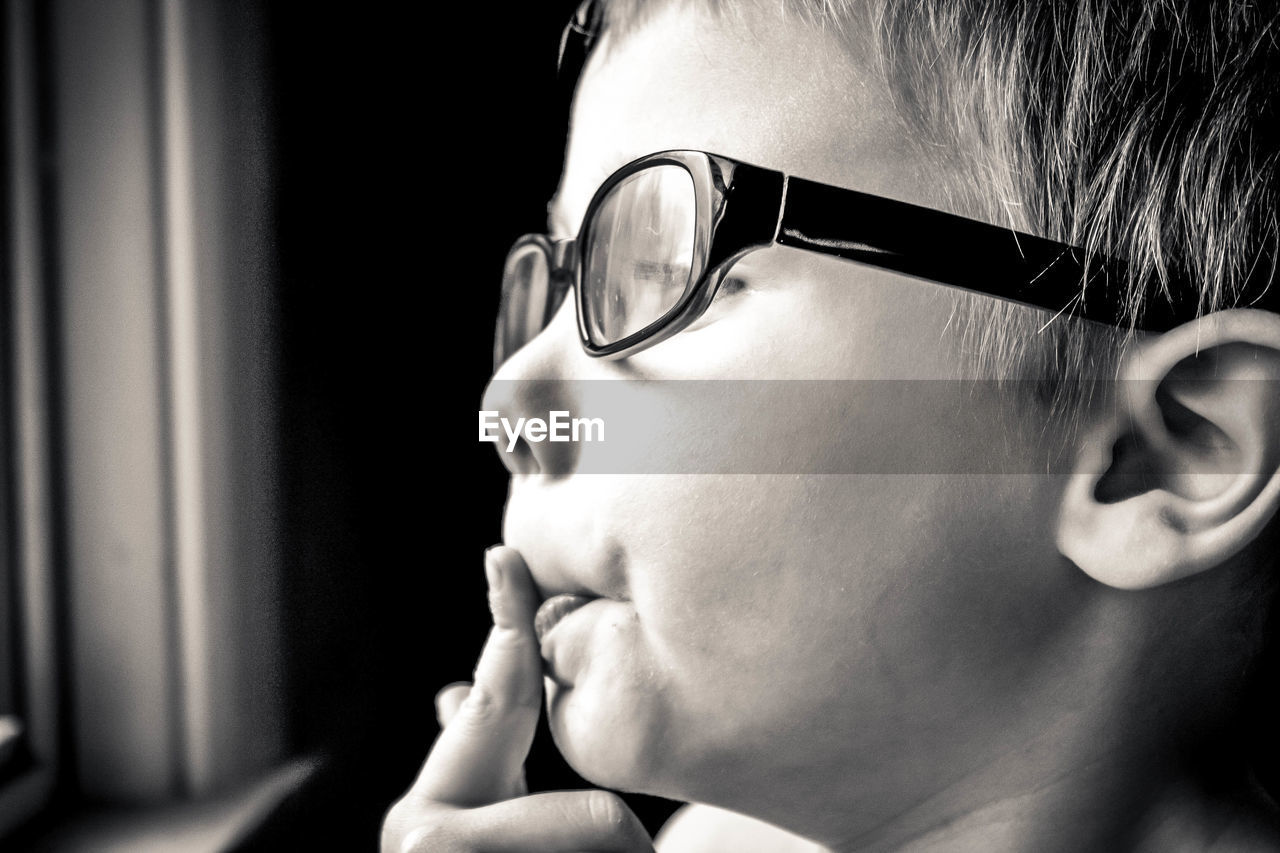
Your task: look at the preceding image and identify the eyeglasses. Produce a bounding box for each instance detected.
[492,4,1194,371]
[493,147,1189,369]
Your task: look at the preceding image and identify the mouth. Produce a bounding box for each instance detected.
[534,593,597,644]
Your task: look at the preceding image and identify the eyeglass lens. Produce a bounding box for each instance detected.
[496,163,698,368]
[581,164,698,347]
[495,241,551,369]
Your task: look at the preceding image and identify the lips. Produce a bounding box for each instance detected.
[534,593,596,643]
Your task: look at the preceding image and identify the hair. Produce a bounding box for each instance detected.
[867,0,1280,405]
[593,0,1280,404]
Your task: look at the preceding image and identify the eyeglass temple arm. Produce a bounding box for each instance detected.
[771,175,1183,332]
[547,3,599,207]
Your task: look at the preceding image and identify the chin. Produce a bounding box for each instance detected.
[544,674,676,794]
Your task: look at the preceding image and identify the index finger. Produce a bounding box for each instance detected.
[412,546,543,805]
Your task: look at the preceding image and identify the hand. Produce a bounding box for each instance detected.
[381,545,654,852]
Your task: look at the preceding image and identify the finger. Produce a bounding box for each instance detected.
[443,790,655,853]
[435,682,471,728]
[413,545,543,805]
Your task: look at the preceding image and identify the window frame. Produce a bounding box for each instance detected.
[2,0,287,835]
[0,0,60,835]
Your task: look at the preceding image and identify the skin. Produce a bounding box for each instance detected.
[383,4,1280,851]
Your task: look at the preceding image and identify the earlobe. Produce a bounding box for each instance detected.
[1056,310,1280,590]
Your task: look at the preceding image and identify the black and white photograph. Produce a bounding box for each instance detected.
[4,0,1280,850]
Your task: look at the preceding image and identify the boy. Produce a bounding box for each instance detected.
[387,0,1280,849]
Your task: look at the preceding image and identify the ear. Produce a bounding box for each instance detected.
[1057,309,1280,590]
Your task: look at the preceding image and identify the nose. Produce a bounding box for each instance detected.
[480,295,585,477]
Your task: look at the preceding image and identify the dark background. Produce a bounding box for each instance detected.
[262,1,680,845]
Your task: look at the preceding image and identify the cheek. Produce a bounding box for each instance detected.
[617,477,913,730]
[612,472,1071,775]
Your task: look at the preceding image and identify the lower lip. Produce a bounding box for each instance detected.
[534,594,596,643]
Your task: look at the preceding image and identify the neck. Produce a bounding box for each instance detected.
[823,743,1278,853]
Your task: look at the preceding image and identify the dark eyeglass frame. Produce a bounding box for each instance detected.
[494,1,1216,369]
[497,146,1184,365]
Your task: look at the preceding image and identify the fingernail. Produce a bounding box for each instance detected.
[484,547,504,593]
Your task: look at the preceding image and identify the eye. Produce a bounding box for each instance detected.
[683,275,752,334]
[716,276,749,298]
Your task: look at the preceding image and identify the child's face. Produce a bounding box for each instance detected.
[487,2,1092,825]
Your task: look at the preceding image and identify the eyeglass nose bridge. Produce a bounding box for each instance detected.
[546,236,578,308]
[549,237,577,279]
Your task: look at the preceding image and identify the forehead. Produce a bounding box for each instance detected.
[552,2,957,234]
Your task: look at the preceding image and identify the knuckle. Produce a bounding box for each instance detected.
[489,625,540,663]
[458,682,502,723]
[399,821,464,853]
[459,681,539,726]
[382,798,466,853]
[585,789,631,831]
[434,683,470,722]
